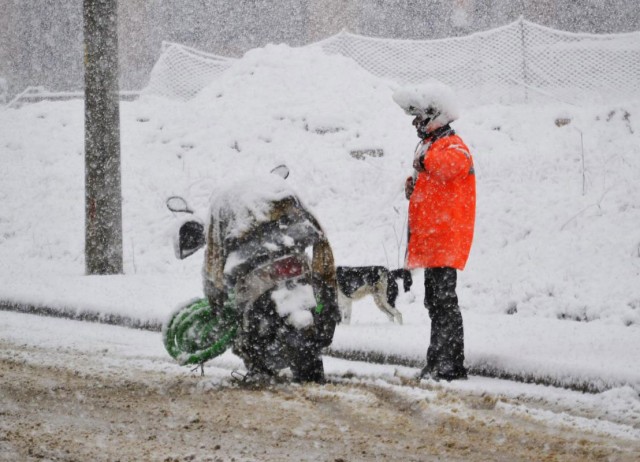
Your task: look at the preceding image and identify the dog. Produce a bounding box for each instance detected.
[336,266,413,325]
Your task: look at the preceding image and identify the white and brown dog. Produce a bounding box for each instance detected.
[336,266,412,325]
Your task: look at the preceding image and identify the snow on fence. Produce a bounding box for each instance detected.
[142,18,640,105]
[143,41,236,101]
[5,86,140,109]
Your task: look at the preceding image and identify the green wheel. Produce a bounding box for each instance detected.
[163,298,237,365]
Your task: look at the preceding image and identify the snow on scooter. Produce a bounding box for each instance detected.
[163,171,340,384]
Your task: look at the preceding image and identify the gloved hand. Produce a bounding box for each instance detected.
[413,153,426,172]
[404,176,415,200]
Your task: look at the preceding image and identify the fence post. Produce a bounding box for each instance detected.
[519,16,529,102]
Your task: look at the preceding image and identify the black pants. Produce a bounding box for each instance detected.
[423,267,466,377]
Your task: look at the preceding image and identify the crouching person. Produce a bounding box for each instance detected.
[202,175,341,385]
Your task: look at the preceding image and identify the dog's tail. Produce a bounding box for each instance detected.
[390,269,413,293]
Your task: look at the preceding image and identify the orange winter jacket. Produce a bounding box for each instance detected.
[406,133,476,270]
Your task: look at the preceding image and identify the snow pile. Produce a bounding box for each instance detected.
[465,104,640,324]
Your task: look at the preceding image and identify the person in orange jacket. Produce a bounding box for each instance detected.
[393,82,476,381]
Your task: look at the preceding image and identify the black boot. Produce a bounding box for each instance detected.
[291,354,325,384]
[421,267,467,381]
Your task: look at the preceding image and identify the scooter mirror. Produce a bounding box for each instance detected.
[176,220,205,259]
[166,196,193,214]
[270,164,290,179]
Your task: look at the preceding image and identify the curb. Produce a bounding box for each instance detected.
[0,302,628,394]
[0,301,162,332]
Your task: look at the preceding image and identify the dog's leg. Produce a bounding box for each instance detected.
[393,309,403,325]
[373,290,400,324]
[385,276,404,325]
[343,299,352,325]
[373,281,404,325]
[338,291,352,325]
[402,269,413,293]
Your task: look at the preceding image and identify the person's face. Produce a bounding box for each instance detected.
[412,115,430,138]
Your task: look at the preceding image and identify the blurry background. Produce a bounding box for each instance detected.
[1,0,639,100]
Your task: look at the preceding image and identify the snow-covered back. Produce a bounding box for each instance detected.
[208,173,296,239]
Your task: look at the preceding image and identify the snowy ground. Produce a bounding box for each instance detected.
[1,311,639,461]
[1,43,639,436]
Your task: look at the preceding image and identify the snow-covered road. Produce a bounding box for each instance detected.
[1,311,638,461]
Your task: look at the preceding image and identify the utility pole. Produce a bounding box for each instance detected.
[84,0,123,275]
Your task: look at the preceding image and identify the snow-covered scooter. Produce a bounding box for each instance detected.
[163,173,340,384]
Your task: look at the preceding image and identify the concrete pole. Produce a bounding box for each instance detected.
[84,0,123,275]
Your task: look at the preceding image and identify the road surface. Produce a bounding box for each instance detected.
[1,311,638,461]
